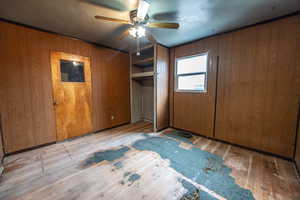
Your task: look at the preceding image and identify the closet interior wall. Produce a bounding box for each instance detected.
[131,46,155,124]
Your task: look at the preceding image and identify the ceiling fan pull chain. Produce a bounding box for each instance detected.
[136,37,140,56]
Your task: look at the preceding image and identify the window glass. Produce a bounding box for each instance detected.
[177,54,208,75]
[60,60,85,82]
[178,74,205,91]
[175,53,208,92]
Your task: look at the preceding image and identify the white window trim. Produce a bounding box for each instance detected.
[174,52,209,93]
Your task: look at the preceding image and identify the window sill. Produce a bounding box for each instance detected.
[174,90,207,93]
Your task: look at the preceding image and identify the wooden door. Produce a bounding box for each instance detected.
[51,52,92,141]
[155,45,170,131]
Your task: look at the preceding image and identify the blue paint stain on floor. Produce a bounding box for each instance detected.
[128,173,141,183]
[180,178,217,200]
[120,172,141,186]
[80,130,254,199]
[165,131,195,144]
[82,146,130,167]
[113,161,123,169]
[132,134,255,200]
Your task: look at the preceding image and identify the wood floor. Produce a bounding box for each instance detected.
[0,122,299,200]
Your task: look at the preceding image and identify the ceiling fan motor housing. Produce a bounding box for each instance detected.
[130,9,149,24]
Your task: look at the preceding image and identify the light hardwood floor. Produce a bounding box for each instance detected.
[0,122,299,200]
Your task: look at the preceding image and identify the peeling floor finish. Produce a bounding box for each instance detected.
[132,134,254,199]
[0,122,299,200]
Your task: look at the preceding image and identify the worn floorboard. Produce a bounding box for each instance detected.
[0,122,299,200]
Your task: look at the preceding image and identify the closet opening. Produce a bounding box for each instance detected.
[130,45,155,129]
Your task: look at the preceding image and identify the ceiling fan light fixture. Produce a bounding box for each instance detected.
[129,26,146,38]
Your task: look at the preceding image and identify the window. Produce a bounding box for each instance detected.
[60,60,85,82]
[175,53,208,92]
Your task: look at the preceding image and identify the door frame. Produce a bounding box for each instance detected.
[50,51,93,141]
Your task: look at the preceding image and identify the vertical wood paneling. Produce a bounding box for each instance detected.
[0,23,56,152]
[216,16,300,157]
[296,119,300,170]
[172,37,219,137]
[91,47,130,131]
[156,45,169,130]
[169,15,300,158]
[169,48,175,127]
[0,125,3,160]
[0,21,130,153]
[295,15,300,169]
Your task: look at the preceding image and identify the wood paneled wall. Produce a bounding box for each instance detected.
[156,45,169,131]
[170,15,300,158]
[0,21,130,153]
[91,47,130,130]
[0,128,3,161]
[172,37,219,137]
[216,16,300,158]
[169,48,175,127]
[296,119,300,169]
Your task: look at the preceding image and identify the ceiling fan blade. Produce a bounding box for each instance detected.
[137,0,150,21]
[151,11,179,21]
[95,15,131,24]
[146,22,179,29]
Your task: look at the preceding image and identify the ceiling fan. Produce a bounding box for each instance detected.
[94,0,180,55]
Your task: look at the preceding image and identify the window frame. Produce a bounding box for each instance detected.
[174,52,209,93]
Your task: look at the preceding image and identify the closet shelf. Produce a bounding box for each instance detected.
[132,45,154,53]
[133,57,154,67]
[132,71,154,80]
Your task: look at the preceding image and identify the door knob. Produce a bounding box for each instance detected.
[53,101,58,106]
